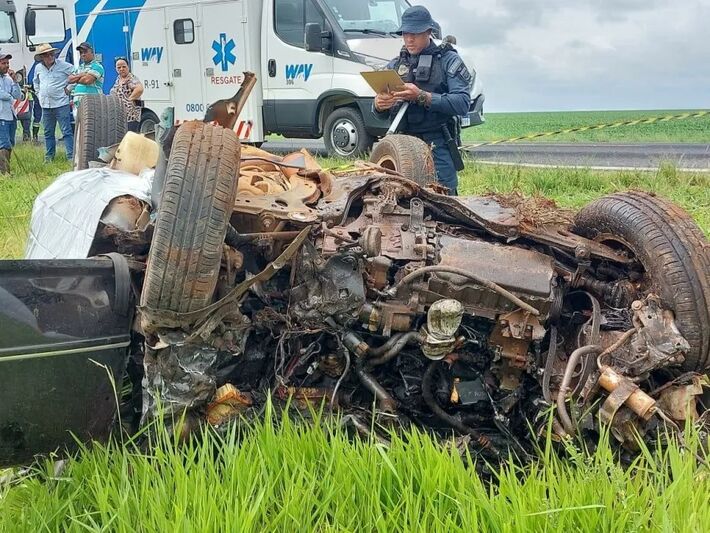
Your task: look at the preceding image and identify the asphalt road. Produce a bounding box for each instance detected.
[262,140,710,171]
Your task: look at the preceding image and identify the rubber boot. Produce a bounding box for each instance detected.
[32,124,40,143]
[0,149,9,174]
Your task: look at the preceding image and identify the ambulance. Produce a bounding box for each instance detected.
[76,0,484,156]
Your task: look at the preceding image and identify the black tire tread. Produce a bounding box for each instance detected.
[573,191,710,371]
[370,134,436,187]
[140,121,240,313]
[74,94,127,170]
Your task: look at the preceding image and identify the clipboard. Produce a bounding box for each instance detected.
[360,70,405,94]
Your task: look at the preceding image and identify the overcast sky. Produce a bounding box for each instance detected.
[415,0,710,112]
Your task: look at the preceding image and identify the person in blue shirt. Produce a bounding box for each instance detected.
[0,52,21,174]
[32,43,75,163]
[373,6,472,195]
[68,42,104,111]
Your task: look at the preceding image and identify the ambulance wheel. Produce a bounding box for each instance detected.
[140,110,160,135]
[140,121,241,315]
[370,134,436,187]
[324,107,373,158]
[74,94,127,170]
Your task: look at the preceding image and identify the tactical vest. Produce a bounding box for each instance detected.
[391,43,451,134]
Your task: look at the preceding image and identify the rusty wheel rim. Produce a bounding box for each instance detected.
[374,155,398,172]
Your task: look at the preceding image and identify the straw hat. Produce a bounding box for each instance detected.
[33,43,60,61]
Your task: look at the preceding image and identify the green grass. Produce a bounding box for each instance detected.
[462,109,710,144]
[0,144,71,258]
[1,409,709,532]
[458,158,709,236]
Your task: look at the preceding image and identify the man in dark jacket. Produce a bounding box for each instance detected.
[373,6,472,194]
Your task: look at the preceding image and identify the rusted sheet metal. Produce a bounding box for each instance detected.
[233,174,321,223]
[657,375,709,422]
[521,227,634,264]
[454,196,520,229]
[207,384,253,426]
[101,195,150,232]
[411,181,520,238]
[275,386,334,409]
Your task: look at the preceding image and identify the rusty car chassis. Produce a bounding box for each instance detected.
[1,118,709,466]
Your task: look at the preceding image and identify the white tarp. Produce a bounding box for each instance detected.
[25,168,152,260]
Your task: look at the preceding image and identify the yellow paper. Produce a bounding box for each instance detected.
[360,70,405,94]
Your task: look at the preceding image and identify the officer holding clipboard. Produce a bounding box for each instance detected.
[371,6,472,195]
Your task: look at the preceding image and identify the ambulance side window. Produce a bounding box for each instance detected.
[173,19,194,44]
[274,0,325,48]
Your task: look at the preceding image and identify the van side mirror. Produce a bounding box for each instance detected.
[23,8,67,46]
[25,9,37,36]
[305,23,323,52]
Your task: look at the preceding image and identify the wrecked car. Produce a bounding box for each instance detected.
[1,92,709,466]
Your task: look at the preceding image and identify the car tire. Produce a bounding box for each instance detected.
[324,107,373,158]
[573,191,710,371]
[140,121,241,314]
[140,110,160,135]
[74,94,127,170]
[370,134,437,187]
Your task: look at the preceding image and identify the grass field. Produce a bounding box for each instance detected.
[0,146,69,258]
[461,109,710,144]
[1,144,709,531]
[1,410,709,532]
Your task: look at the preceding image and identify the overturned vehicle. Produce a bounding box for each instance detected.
[2,96,709,466]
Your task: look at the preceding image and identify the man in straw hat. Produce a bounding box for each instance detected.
[0,52,21,174]
[32,43,74,162]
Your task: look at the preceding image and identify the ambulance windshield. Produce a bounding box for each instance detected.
[322,0,409,36]
[0,11,18,43]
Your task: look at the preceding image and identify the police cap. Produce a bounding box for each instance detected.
[396,6,438,35]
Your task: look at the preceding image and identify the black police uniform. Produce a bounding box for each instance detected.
[375,41,472,194]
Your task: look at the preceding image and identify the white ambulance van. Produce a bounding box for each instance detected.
[77,0,485,156]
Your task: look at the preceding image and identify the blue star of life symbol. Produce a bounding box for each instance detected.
[212,33,236,72]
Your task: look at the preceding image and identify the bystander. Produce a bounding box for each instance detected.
[32,43,74,162]
[0,52,21,174]
[69,42,104,112]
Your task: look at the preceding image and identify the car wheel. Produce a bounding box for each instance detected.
[74,94,127,170]
[324,107,373,158]
[574,191,710,371]
[140,121,241,314]
[370,134,437,187]
[140,110,160,135]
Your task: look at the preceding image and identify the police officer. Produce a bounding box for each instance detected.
[373,6,472,195]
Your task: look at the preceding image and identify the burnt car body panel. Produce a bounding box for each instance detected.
[0,259,132,466]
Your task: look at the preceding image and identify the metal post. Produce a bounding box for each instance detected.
[386,102,409,136]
